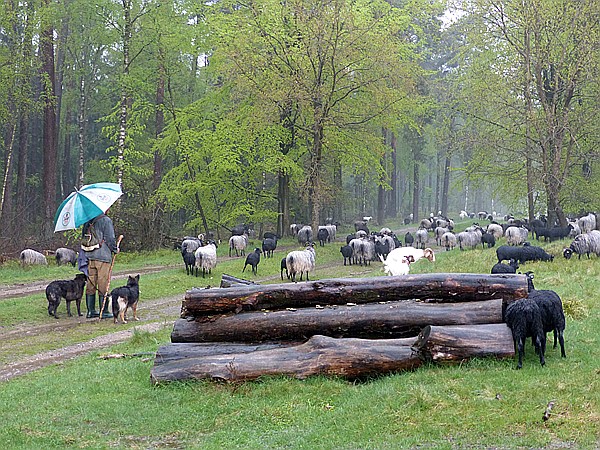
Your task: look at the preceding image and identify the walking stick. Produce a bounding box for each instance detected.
[99,234,124,320]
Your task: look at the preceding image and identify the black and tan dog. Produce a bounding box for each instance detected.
[45,273,87,319]
[110,274,140,324]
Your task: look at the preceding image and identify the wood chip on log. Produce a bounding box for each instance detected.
[182,273,528,317]
[151,335,421,384]
[171,298,504,343]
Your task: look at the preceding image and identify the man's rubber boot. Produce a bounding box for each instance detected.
[99,295,113,319]
[86,294,99,318]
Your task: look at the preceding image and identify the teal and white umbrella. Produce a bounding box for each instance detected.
[54,182,123,232]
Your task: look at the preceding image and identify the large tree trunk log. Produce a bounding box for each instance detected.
[182,274,528,317]
[172,299,504,343]
[220,273,258,288]
[151,335,421,384]
[413,324,514,362]
[154,342,295,365]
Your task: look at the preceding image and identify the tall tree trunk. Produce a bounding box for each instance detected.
[16,113,29,227]
[277,171,290,237]
[77,77,86,187]
[389,132,398,218]
[412,161,419,223]
[154,62,165,191]
[308,113,323,231]
[41,5,58,235]
[117,0,133,187]
[61,107,73,196]
[0,123,17,231]
[440,153,451,216]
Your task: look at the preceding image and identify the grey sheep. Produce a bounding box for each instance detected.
[563,230,600,259]
[55,247,78,267]
[457,227,482,250]
[19,249,48,266]
[228,234,248,257]
[297,225,313,244]
[577,213,597,234]
[505,226,529,246]
[286,243,316,282]
[415,228,428,250]
[441,231,456,251]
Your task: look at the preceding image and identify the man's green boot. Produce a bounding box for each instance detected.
[86,294,99,318]
[99,295,113,319]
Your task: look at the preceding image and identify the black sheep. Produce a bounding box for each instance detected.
[280,257,289,280]
[340,245,353,266]
[525,272,566,358]
[491,258,519,274]
[505,297,546,369]
[182,251,195,276]
[262,238,277,258]
[496,244,554,264]
[481,232,496,248]
[317,228,329,246]
[242,248,262,275]
[404,232,414,246]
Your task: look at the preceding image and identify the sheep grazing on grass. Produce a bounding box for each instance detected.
[505,297,546,369]
[457,227,482,251]
[505,226,529,246]
[491,258,519,274]
[415,228,428,249]
[496,244,553,264]
[441,231,457,251]
[524,272,566,359]
[380,254,415,276]
[19,249,48,267]
[261,237,277,258]
[340,245,353,266]
[242,248,262,275]
[404,232,414,246]
[285,243,316,282]
[55,247,77,267]
[534,225,573,242]
[481,232,496,248]
[563,230,600,259]
[384,247,435,267]
[194,241,218,278]
[486,223,504,240]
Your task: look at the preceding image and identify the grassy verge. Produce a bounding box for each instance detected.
[0,230,599,448]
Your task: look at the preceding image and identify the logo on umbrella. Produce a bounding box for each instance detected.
[96,194,111,203]
[62,212,71,226]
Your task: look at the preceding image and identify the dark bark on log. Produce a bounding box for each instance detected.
[220,273,258,288]
[172,299,504,343]
[154,342,296,365]
[182,274,528,317]
[151,335,422,384]
[412,324,515,362]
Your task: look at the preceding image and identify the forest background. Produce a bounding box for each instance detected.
[1,0,599,254]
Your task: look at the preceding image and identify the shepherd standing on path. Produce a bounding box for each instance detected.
[81,213,118,318]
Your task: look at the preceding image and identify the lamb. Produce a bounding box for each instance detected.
[563,230,600,259]
[496,244,554,264]
[194,241,218,277]
[297,225,313,244]
[285,243,316,282]
[261,237,277,258]
[242,248,262,275]
[55,247,77,267]
[524,272,566,358]
[505,226,529,246]
[380,254,415,276]
[505,297,546,369]
[491,258,519,274]
[441,231,457,251]
[415,228,428,249]
[19,249,48,266]
[228,234,248,257]
[340,245,353,265]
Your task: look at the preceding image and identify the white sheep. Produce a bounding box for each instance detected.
[228,234,248,257]
[19,249,48,266]
[577,213,597,234]
[384,246,435,265]
[285,243,316,282]
[380,254,414,276]
[486,223,504,240]
[194,241,218,277]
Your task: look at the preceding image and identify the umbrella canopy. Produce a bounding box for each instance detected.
[54,182,123,232]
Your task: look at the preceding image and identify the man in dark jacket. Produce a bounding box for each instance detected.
[82,213,118,318]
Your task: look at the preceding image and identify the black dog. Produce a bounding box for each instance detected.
[111,274,140,324]
[45,273,87,319]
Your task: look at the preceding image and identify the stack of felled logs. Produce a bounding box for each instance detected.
[151,273,528,384]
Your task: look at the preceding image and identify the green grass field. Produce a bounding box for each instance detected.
[0,227,598,449]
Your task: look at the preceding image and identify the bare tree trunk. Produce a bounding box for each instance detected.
[153,61,165,191]
[41,5,58,235]
[389,132,398,218]
[412,161,419,223]
[0,123,17,230]
[441,153,451,216]
[77,77,86,187]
